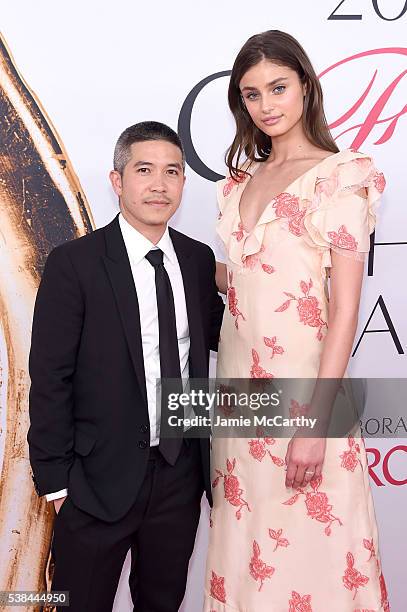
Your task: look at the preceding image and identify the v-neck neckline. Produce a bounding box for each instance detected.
[237,150,343,234]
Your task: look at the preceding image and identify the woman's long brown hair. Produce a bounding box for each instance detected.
[227,30,339,179]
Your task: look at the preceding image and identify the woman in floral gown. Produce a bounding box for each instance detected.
[204,30,389,611]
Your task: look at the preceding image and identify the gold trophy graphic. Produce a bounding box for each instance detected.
[0,33,94,610]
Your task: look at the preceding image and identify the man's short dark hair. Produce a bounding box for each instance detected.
[113,121,185,175]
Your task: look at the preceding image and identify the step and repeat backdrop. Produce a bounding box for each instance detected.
[1,1,406,610]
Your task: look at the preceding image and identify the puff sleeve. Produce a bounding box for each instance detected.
[215,168,251,250]
[303,153,385,266]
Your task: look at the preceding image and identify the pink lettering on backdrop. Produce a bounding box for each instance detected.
[366,445,407,486]
[319,48,407,149]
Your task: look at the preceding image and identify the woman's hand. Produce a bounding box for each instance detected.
[284,436,326,489]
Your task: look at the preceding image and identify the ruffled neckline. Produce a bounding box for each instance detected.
[216,149,357,267]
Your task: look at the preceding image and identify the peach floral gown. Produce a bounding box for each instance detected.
[203,150,390,612]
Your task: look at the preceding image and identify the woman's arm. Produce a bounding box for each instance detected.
[285,252,365,489]
[215,261,227,295]
[317,251,364,379]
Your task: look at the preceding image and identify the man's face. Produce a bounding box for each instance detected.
[110,140,185,232]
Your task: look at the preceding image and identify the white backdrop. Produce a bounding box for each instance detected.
[2,1,406,610]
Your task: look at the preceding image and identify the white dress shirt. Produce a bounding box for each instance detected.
[46,214,190,501]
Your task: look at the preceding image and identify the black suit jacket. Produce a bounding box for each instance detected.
[28,215,224,522]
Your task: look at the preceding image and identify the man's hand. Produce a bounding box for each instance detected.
[53,496,68,514]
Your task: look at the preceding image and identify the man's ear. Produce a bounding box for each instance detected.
[109,170,122,196]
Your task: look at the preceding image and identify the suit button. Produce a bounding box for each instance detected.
[138,440,148,449]
[140,424,148,434]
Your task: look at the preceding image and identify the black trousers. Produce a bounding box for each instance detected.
[51,440,204,612]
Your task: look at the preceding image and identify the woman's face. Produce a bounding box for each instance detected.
[239,59,306,139]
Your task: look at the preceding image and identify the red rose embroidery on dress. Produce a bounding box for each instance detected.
[315,171,339,200]
[290,399,310,418]
[379,572,390,611]
[268,528,290,552]
[232,221,245,242]
[272,193,306,237]
[255,426,273,441]
[270,454,285,467]
[264,335,284,359]
[340,435,361,472]
[243,244,275,274]
[250,348,274,378]
[249,540,275,591]
[283,475,343,536]
[275,279,327,341]
[223,172,246,197]
[288,210,306,237]
[363,538,376,562]
[288,590,313,612]
[373,172,386,193]
[248,434,285,467]
[273,193,300,217]
[304,490,341,534]
[227,271,246,329]
[223,177,235,197]
[261,263,275,274]
[212,458,251,520]
[342,552,369,600]
[243,252,260,270]
[297,294,325,334]
[328,224,358,251]
[210,570,226,603]
[248,438,266,461]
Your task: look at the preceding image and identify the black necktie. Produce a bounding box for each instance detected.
[145,248,183,464]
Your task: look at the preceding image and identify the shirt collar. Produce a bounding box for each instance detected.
[118,213,177,265]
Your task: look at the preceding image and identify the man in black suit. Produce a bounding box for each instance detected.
[28,121,224,611]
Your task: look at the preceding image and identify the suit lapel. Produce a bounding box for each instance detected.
[102,215,148,407]
[170,228,207,378]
